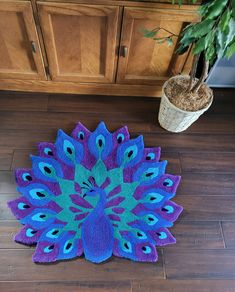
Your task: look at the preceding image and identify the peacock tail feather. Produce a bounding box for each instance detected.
[8,122,183,263]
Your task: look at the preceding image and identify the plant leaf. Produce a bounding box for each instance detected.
[206,0,229,20]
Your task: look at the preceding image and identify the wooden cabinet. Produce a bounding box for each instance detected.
[0,0,200,97]
[0,1,46,80]
[117,7,199,84]
[37,2,120,83]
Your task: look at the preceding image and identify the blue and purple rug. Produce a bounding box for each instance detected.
[8,122,182,263]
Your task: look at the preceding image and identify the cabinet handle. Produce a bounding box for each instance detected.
[31,41,37,53]
[122,46,128,57]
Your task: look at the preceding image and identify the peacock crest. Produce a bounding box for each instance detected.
[8,122,183,263]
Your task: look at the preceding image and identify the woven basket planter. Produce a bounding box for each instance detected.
[158,75,213,133]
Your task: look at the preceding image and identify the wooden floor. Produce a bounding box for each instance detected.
[0,89,235,291]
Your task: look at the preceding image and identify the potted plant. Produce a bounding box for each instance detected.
[143,0,235,132]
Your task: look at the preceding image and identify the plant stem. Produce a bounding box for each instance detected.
[187,53,200,92]
[191,55,209,93]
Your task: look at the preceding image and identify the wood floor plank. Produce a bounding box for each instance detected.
[178,173,235,196]
[207,88,235,115]
[0,194,18,220]
[0,92,48,112]
[0,112,154,132]
[11,149,37,170]
[0,281,132,292]
[0,131,53,149]
[175,196,235,221]
[0,249,164,281]
[0,149,12,171]
[142,133,235,152]
[180,152,235,173]
[0,221,29,249]
[222,222,235,249]
[160,152,181,174]
[48,94,158,114]
[1,130,234,152]
[1,111,235,134]
[132,279,235,292]
[164,249,235,279]
[169,221,224,249]
[0,172,17,194]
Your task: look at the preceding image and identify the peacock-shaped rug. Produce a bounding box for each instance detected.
[8,122,183,264]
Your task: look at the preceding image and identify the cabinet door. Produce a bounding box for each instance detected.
[117,7,200,85]
[37,2,119,83]
[0,1,46,80]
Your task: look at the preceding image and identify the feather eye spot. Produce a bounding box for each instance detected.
[78,131,84,140]
[117,133,124,144]
[142,246,151,254]
[98,139,103,147]
[146,214,158,225]
[52,230,59,236]
[128,150,133,158]
[146,172,154,177]
[26,228,37,237]
[123,241,132,253]
[162,205,174,214]
[18,202,30,210]
[158,232,167,239]
[163,178,173,187]
[44,166,51,174]
[44,147,53,156]
[63,240,73,253]
[22,173,32,182]
[146,153,155,161]
[25,175,32,181]
[66,147,73,155]
[65,242,72,250]
[36,191,45,198]
[39,214,46,219]
[44,244,54,253]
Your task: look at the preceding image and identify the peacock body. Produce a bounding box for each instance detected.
[8,122,183,263]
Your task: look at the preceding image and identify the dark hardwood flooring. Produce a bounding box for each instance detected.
[0,89,235,291]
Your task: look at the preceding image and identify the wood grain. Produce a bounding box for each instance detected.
[222,222,235,249]
[0,171,17,194]
[0,281,132,292]
[0,249,164,281]
[0,221,30,249]
[175,196,235,221]
[132,280,235,292]
[180,152,235,173]
[164,249,235,279]
[0,91,48,111]
[169,221,224,249]
[178,173,235,196]
[0,149,12,170]
[37,2,120,83]
[0,1,46,80]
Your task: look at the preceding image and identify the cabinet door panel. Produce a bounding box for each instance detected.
[0,1,46,80]
[117,7,200,85]
[38,2,119,83]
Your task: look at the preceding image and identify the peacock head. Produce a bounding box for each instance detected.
[81,176,100,198]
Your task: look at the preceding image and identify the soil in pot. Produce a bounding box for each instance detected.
[164,76,213,112]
